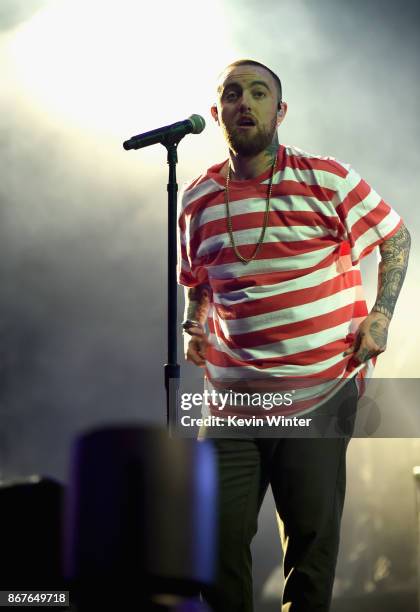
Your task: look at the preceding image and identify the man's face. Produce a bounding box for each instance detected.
[211,65,282,157]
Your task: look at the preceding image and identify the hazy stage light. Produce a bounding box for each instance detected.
[5,0,237,136]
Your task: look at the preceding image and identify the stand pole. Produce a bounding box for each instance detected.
[164,142,180,434]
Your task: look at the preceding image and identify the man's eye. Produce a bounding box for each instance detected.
[224,90,265,101]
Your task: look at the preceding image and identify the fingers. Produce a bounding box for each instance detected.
[185,335,209,367]
[353,345,384,363]
[352,347,374,363]
[343,331,361,357]
[343,333,384,363]
[187,346,206,367]
[344,313,389,364]
[343,345,355,357]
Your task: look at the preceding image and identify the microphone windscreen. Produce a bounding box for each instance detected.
[188,114,206,134]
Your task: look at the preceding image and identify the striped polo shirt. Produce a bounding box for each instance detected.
[177,144,402,416]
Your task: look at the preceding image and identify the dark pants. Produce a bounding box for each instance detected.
[201,378,358,612]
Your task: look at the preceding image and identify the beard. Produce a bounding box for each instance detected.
[221,114,278,157]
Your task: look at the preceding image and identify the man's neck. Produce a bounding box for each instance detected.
[223,137,279,181]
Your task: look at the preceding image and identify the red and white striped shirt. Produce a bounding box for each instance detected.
[177,144,402,416]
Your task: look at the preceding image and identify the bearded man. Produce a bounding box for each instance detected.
[177,59,410,611]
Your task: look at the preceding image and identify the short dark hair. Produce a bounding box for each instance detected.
[216,59,282,105]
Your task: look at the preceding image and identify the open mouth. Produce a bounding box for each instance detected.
[237,116,256,128]
[237,123,256,130]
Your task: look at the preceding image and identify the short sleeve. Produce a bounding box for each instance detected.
[177,182,209,288]
[333,164,403,266]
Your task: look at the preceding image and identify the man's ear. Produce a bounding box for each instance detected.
[276,101,288,126]
[210,104,219,124]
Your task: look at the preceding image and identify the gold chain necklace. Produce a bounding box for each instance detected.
[225,151,278,265]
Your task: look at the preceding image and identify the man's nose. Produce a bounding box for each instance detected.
[238,91,253,110]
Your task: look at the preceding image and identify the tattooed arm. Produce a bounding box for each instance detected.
[372,224,411,320]
[344,223,411,363]
[183,284,211,367]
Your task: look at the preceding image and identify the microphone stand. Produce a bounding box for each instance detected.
[163,139,180,434]
[123,130,186,433]
[124,117,206,434]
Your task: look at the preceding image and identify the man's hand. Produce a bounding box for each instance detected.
[343,224,409,365]
[184,327,210,367]
[182,284,211,367]
[343,311,390,363]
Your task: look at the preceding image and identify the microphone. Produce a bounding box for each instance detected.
[123,114,205,150]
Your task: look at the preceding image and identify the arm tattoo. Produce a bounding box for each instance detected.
[184,284,211,325]
[369,320,388,349]
[372,224,411,320]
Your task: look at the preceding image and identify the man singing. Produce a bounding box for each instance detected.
[177,59,410,611]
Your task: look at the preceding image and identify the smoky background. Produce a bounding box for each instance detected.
[0,0,419,608]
